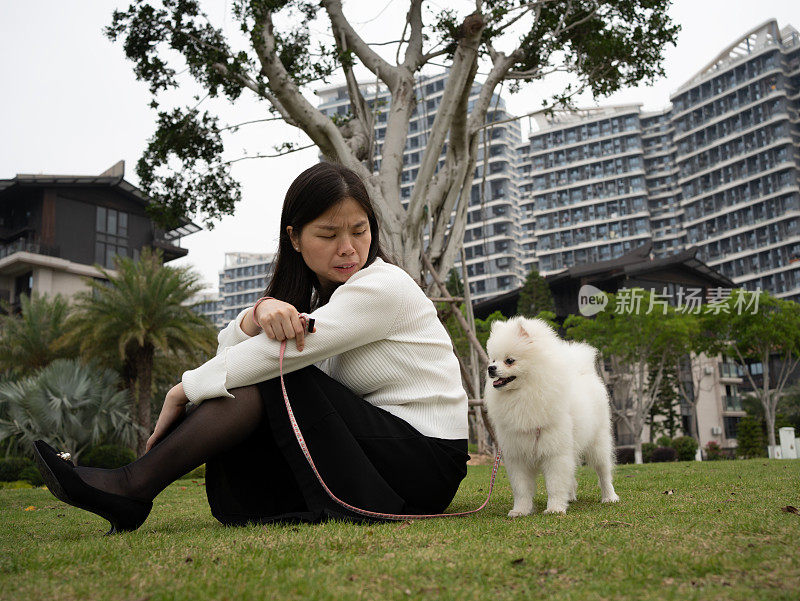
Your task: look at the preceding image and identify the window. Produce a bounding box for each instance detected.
[95,206,130,269]
[723,416,741,439]
[749,362,763,375]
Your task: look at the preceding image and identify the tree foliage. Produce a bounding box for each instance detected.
[107,0,679,278]
[516,268,554,318]
[735,415,766,459]
[647,360,681,441]
[702,290,800,448]
[0,293,77,378]
[565,289,695,463]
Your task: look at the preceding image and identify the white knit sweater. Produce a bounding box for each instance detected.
[181,258,468,439]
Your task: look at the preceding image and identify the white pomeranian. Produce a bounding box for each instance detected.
[484,316,619,516]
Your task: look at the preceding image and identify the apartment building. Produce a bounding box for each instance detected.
[194,251,275,328]
[673,20,800,300]
[519,20,800,302]
[316,71,526,302]
[518,105,652,275]
[641,108,685,258]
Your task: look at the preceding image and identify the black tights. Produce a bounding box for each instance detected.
[74,386,264,502]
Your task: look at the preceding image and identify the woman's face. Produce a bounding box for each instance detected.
[287,197,372,294]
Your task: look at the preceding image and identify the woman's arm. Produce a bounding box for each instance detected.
[216,299,307,355]
[182,265,407,404]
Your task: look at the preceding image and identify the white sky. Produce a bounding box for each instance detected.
[2,0,798,291]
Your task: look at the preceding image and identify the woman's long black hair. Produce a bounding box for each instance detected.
[263,162,391,313]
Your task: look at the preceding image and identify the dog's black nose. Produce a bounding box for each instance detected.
[488,365,497,377]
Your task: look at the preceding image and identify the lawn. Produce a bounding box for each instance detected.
[2,459,799,601]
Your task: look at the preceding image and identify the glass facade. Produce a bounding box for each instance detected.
[95,206,130,269]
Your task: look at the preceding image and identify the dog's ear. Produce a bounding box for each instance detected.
[513,317,530,339]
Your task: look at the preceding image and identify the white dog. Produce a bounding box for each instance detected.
[484,316,619,516]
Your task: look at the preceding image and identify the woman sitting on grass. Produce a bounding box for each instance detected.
[33,162,469,535]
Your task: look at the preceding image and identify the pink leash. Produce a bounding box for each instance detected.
[278,316,502,521]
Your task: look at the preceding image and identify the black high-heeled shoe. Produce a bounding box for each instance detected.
[32,440,152,535]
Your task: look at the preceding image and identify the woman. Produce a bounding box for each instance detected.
[33,162,470,534]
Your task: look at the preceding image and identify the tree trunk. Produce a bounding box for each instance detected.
[634,440,643,465]
[765,400,777,448]
[690,404,700,441]
[134,346,155,457]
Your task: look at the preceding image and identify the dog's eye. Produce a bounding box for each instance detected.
[504,358,515,366]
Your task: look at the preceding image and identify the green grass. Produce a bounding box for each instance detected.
[2,460,799,601]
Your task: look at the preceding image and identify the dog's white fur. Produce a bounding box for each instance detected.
[484,316,619,516]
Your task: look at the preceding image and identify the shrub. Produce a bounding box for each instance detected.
[0,359,139,457]
[615,447,635,464]
[79,445,136,469]
[0,457,35,482]
[656,435,672,448]
[0,480,34,489]
[736,416,767,459]
[18,466,44,486]
[642,442,657,463]
[671,436,699,461]
[650,446,677,462]
[705,440,725,460]
[179,464,206,480]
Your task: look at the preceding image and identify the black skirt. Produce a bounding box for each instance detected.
[202,366,470,526]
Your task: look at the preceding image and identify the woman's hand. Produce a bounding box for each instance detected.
[146,383,189,453]
[244,298,314,351]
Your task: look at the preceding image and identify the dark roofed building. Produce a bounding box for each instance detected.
[473,241,735,320]
[0,161,199,310]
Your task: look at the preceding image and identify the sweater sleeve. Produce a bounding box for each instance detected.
[181,265,405,404]
[215,308,255,356]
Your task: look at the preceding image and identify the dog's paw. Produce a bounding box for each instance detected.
[543,506,567,515]
[601,493,620,503]
[507,508,533,518]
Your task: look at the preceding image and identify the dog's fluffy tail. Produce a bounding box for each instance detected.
[565,341,600,375]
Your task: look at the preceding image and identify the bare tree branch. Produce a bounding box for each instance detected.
[466,50,517,136]
[421,47,452,63]
[489,3,536,36]
[402,0,424,69]
[218,116,285,132]
[212,62,299,128]
[335,29,374,164]
[251,10,350,161]
[406,13,486,237]
[322,0,399,89]
[222,143,316,164]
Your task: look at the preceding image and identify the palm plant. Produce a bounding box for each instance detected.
[0,359,140,461]
[65,248,217,455]
[0,293,76,378]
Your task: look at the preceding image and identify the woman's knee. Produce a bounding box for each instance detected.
[228,385,265,419]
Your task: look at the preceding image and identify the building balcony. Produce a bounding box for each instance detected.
[152,230,189,261]
[0,239,60,261]
[723,395,744,412]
